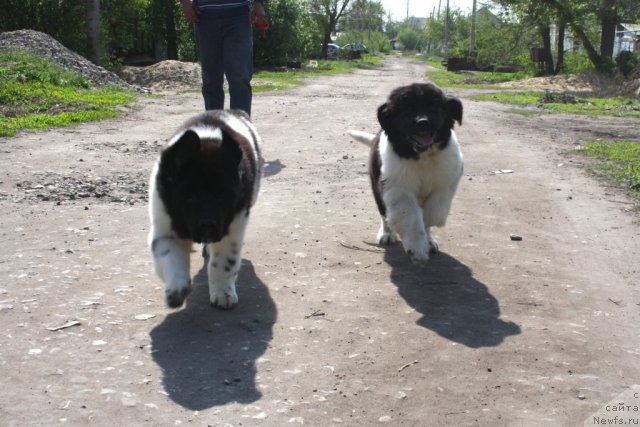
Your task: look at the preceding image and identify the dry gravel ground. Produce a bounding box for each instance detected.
[0,56,639,426]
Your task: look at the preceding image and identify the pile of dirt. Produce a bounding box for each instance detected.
[496,73,594,93]
[0,29,135,90]
[117,60,284,93]
[118,60,202,92]
[497,70,640,98]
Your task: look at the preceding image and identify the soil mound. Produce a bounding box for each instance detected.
[0,29,134,90]
[496,74,594,93]
[118,60,202,92]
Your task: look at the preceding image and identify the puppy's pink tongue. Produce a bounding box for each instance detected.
[415,136,435,147]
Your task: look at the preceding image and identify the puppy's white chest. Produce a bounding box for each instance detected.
[379,134,463,203]
[413,157,444,201]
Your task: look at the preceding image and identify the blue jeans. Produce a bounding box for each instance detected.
[195,9,253,114]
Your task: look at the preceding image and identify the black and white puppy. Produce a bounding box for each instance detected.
[347,83,463,264]
[149,110,263,309]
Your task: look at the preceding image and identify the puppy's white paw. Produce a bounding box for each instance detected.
[209,284,238,310]
[404,239,430,264]
[378,233,398,245]
[428,236,439,254]
[377,228,398,245]
[165,279,191,308]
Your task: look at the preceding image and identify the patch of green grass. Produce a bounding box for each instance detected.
[409,54,534,88]
[426,69,530,88]
[0,51,136,137]
[471,91,640,117]
[423,59,446,70]
[580,140,640,197]
[254,54,383,92]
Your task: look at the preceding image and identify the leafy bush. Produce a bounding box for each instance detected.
[397,28,422,51]
[253,0,318,66]
[616,51,640,77]
[562,52,594,74]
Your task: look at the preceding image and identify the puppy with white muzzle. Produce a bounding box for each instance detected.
[149,110,263,309]
[348,82,463,264]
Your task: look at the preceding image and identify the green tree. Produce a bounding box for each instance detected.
[384,17,400,42]
[310,0,352,59]
[339,0,388,51]
[342,0,385,33]
[148,0,181,61]
[397,28,422,51]
[102,0,152,62]
[493,0,640,73]
[423,8,469,56]
[471,8,536,68]
[254,0,318,66]
[0,0,90,60]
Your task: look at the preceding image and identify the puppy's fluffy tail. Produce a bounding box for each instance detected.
[346,130,376,147]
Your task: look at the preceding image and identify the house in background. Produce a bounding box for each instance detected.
[551,23,640,56]
[614,23,640,55]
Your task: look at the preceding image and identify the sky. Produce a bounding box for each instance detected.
[378,0,479,21]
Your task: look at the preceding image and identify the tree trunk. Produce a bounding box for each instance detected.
[569,20,604,71]
[546,0,605,71]
[600,0,617,63]
[541,25,554,75]
[555,21,565,74]
[165,0,178,60]
[86,0,102,64]
[321,32,332,59]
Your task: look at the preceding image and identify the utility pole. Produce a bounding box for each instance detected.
[86,0,102,64]
[469,0,477,58]
[443,0,450,57]
[406,0,409,20]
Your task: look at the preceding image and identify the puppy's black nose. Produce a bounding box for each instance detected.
[415,117,430,130]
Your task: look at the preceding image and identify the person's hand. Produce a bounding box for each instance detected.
[181,0,200,23]
[252,1,268,37]
[252,1,266,19]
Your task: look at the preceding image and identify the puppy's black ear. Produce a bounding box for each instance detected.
[377,102,392,130]
[162,130,200,172]
[445,96,463,126]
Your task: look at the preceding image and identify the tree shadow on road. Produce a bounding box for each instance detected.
[384,246,520,348]
[149,260,276,410]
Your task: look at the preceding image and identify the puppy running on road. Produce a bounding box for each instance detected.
[347,82,463,264]
[149,110,263,309]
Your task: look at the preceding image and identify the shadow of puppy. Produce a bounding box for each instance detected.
[263,159,285,178]
[384,246,520,348]
[149,260,276,410]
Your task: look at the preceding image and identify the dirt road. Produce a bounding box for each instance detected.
[0,56,639,426]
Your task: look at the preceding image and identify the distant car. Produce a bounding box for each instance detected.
[326,43,341,57]
[342,43,368,53]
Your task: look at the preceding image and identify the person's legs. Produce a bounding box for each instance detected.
[223,10,253,115]
[195,16,225,110]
